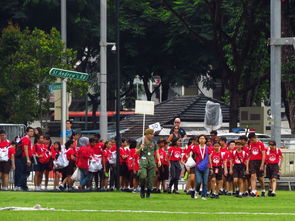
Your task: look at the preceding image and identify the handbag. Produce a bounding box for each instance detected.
[185,156,196,168]
[0,146,9,162]
[53,151,69,169]
[197,147,209,171]
[89,154,102,172]
[71,168,81,181]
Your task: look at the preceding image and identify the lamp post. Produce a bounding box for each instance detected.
[115,0,121,191]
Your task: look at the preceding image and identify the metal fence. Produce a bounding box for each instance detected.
[0,124,26,141]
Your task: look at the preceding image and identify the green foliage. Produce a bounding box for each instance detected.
[0,25,77,124]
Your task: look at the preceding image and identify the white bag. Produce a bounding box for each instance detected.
[71,168,81,181]
[185,156,196,168]
[0,147,9,162]
[109,151,117,165]
[53,151,69,169]
[89,154,102,172]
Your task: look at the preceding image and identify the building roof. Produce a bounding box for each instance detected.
[118,95,230,139]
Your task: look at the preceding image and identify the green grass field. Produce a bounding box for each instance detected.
[1,191,295,221]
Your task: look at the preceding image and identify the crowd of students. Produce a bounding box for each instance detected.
[0,123,283,199]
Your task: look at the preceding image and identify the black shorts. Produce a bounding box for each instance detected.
[266,163,279,179]
[212,166,223,180]
[64,161,75,176]
[249,160,264,177]
[34,162,46,172]
[225,167,233,182]
[189,167,196,174]
[233,164,246,179]
[44,159,53,171]
[158,165,169,181]
[120,162,129,178]
[0,160,11,173]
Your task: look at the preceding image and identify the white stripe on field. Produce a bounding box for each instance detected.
[0,207,295,216]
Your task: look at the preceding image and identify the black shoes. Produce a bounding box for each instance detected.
[146,189,151,198]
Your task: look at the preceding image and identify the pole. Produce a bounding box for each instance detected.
[100,0,108,141]
[115,0,121,190]
[61,0,67,145]
[270,0,281,147]
[142,114,145,145]
[85,94,88,130]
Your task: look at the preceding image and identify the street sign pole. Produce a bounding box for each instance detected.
[61,0,67,145]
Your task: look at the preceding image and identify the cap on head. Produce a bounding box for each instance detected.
[144,128,154,135]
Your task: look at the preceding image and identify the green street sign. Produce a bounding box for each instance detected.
[49,68,89,81]
[49,83,62,91]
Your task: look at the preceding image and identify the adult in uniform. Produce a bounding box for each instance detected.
[136,129,161,198]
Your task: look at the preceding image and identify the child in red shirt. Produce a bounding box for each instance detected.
[119,138,130,190]
[167,138,182,194]
[224,141,234,195]
[232,140,249,197]
[155,138,169,193]
[33,135,48,190]
[265,140,283,196]
[210,142,226,198]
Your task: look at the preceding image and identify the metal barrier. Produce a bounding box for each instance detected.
[0,124,26,141]
[281,150,295,176]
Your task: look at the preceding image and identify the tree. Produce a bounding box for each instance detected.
[162,0,271,129]
[0,25,76,124]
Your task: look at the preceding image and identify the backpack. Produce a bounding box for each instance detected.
[0,146,9,162]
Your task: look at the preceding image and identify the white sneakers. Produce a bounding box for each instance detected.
[201,197,207,200]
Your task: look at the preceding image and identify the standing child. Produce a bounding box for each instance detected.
[59,140,76,191]
[33,135,50,190]
[265,141,283,197]
[119,138,130,190]
[224,141,234,195]
[156,138,169,193]
[102,141,113,190]
[43,135,53,190]
[232,140,249,197]
[210,142,226,198]
[167,138,182,194]
[52,141,63,190]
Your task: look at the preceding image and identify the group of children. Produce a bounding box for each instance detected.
[0,127,283,198]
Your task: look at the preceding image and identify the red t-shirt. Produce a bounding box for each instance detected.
[92,142,104,155]
[232,150,248,165]
[34,144,51,164]
[192,145,209,166]
[168,146,182,161]
[0,139,10,148]
[103,149,112,163]
[224,150,233,167]
[8,146,15,159]
[51,149,61,159]
[76,145,92,169]
[21,136,33,158]
[266,148,282,164]
[211,151,224,167]
[119,147,130,163]
[65,148,76,161]
[158,148,169,165]
[248,141,266,161]
[129,148,140,171]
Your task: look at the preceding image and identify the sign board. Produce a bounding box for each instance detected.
[49,83,62,91]
[135,100,154,115]
[149,122,161,132]
[49,68,89,81]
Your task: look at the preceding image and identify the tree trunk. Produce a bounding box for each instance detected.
[282,2,295,133]
[143,75,152,101]
[161,80,170,101]
[229,87,239,130]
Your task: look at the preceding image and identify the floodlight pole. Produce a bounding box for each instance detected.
[270,0,295,147]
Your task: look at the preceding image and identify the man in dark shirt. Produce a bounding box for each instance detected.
[169,118,187,138]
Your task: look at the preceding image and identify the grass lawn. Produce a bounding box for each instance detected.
[1,191,295,221]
